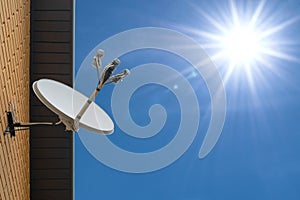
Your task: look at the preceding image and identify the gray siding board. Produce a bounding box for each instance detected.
[32,43,72,53]
[31,158,72,169]
[32,32,72,42]
[31,169,72,180]
[32,0,73,10]
[30,127,72,138]
[31,190,71,200]
[31,138,72,148]
[32,21,72,31]
[31,11,72,21]
[31,149,71,159]
[30,75,72,84]
[31,179,72,190]
[32,53,72,64]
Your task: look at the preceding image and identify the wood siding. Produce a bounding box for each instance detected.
[0,0,31,199]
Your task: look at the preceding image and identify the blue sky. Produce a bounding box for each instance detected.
[74,0,300,199]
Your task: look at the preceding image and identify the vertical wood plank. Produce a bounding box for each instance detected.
[0,0,30,199]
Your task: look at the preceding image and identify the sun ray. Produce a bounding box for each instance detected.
[244,63,257,91]
[229,0,240,26]
[193,30,224,41]
[263,39,300,46]
[260,47,300,63]
[197,10,229,34]
[207,51,227,63]
[222,61,238,85]
[200,43,224,49]
[260,16,300,39]
[249,0,266,28]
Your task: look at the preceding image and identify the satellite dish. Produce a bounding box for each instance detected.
[3,49,130,137]
[33,79,114,134]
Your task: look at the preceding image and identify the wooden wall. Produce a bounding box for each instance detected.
[0,0,31,199]
[30,0,73,199]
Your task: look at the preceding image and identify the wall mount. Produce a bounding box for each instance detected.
[4,102,62,137]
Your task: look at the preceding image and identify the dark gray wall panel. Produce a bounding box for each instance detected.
[30,0,73,199]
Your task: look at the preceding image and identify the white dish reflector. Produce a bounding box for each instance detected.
[33,79,114,134]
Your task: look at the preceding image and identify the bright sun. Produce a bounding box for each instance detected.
[221,25,261,66]
[192,0,299,75]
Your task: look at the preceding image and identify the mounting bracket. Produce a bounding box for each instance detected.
[3,103,61,137]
